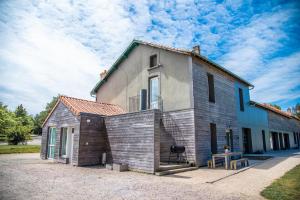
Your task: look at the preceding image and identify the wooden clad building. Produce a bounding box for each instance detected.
[41,40,300,174]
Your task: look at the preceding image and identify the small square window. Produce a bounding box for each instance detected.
[150,54,157,68]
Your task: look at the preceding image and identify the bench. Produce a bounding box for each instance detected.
[230,158,249,170]
[207,158,224,168]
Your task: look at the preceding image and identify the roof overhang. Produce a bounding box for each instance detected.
[91,39,254,95]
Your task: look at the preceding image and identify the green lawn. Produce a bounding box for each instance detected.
[261,165,300,200]
[0,145,40,154]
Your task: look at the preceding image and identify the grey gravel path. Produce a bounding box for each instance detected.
[0,150,299,200]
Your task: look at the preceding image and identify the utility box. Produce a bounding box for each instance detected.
[113,163,128,172]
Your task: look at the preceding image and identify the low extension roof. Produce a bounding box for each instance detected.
[42,95,125,127]
[91,39,254,95]
[250,100,294,119]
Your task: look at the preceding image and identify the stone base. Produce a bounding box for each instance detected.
[113,163,128,172]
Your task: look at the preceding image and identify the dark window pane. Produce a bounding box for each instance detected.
[239,88,244,111]
[207,73,215,103]
[150,54,157,68]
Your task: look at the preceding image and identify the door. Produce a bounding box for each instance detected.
[279,133,284,150]
[67,128,74,164]
[149,76,159,109]
[47,127,56,159]
[210,123,217,154]
[262,130,266,152]
[242,128,252,154]
[284,134,290,149]
[272,132,279,150]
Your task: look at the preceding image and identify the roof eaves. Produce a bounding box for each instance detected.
[90,40,140,95]
[193,53,254,88]
[250,100,292,119]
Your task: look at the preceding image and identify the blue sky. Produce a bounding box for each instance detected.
[0,0,299,114]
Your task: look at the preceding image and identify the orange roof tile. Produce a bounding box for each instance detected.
[250,101,292,118]
[42,95,125,126]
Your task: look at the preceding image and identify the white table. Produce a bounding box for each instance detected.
[212,152,243,170]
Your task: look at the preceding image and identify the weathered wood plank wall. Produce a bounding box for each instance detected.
[160,109,196,163]
[104,110,160,173]
[40,102,80,165]
[192,59,239,166]
[78,113,110,166]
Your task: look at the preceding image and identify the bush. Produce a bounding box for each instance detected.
[6,125,32,145]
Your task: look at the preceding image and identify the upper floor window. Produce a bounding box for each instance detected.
[150,54,157,68]
[239,88,244,111]
[207,73,215,103]
[149,76,159,109]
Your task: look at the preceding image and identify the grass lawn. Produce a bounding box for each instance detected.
[0,145,40,154]
[261,165,300,200]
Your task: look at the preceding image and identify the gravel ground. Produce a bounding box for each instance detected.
[0,150,299,200]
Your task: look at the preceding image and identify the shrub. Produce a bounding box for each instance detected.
[6,125,32,145]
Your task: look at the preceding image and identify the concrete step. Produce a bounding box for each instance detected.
[155,166,198,176]
[158,164,190,171]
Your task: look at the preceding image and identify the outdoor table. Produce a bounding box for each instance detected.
[212,152,243,170]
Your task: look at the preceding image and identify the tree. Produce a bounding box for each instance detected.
[0,102,33,144]
[0,103,16,141]
[292,103,300,118]
[33,96,59,135]
[270,104,281,110]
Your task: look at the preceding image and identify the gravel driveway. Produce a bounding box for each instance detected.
[1,150,299,200]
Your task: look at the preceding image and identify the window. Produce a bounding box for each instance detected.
[239,88,244,111]
[294,132,297,144]
[61,128,68,156]
[150,54,157,68]
[207,73,215,103]
[149,76,159,109]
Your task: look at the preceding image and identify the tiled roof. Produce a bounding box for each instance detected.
[250,101,292,118]
[42,95,125,126]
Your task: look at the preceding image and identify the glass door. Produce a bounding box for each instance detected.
[48,127,56,159]
[149,76,159,109]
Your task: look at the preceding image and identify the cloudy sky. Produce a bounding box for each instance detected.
[0,0,300,115]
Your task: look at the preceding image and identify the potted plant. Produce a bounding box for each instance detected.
[224,145,230,153]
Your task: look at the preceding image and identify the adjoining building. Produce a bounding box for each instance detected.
[41,40,300,174]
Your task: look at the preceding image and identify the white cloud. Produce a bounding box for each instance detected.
[0,0,299,114]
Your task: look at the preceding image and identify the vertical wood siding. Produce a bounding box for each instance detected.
[104,110,160,173]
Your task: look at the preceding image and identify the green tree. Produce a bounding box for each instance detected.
[270,104,281,110]
[33,96,59,135]
[0,103,16,141]
[292,103,300,118]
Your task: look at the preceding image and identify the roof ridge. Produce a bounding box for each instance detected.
[59,95,119,106]
[133,39,191,53]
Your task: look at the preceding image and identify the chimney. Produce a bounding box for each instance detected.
[192,45,200,55]
[100,70,107,80]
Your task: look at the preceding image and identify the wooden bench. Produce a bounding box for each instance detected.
[207,158,224,168]
[230,158,249,170]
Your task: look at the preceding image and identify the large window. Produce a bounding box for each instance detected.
[149,76,159,109]
[207,73,215,103]
[61,128,68,156]
[239,88,244,111]
[47,127,56,159]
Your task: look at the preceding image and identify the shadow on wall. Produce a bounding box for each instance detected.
[160,112,194,163]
